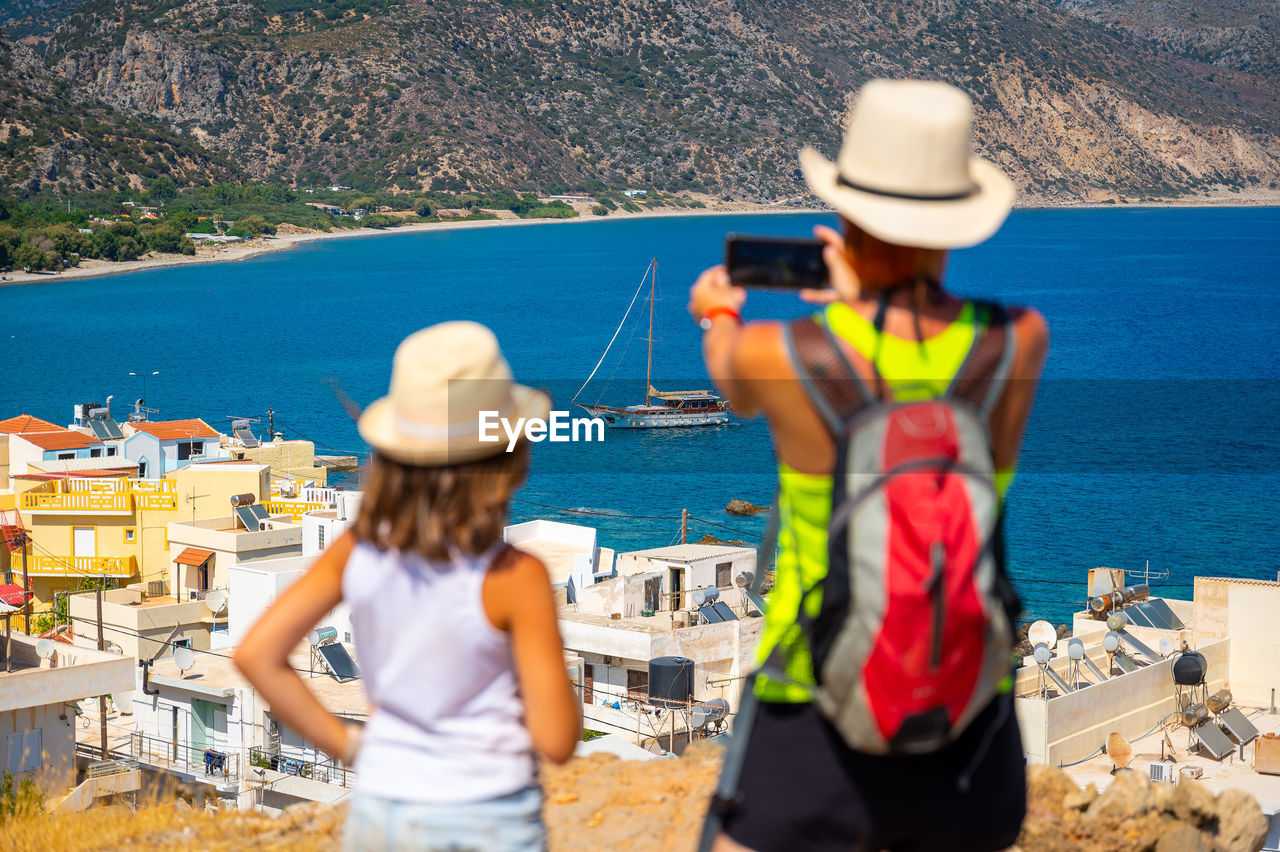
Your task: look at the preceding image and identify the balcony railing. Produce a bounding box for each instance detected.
[21,492,133,513]
[27,554,136,577]
[249,747,356,789]
[134,493,178,510]
[130,731,241,786]
[263,501,329,521]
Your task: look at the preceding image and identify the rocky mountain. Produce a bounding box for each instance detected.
[0,36,240,193]
[2,0,1278,201]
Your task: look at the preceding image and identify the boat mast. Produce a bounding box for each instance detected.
[645,258,656,406]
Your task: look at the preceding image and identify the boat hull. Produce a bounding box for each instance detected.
[578,406,731,429]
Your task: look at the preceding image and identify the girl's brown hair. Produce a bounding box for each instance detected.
[353,442,530,560]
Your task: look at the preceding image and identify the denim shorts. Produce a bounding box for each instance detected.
[342,785,546,852]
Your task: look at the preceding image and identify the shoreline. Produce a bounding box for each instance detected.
[2,194,1278,289]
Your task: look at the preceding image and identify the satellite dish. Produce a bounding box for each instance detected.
[1106,612,1127,632]
[1033,643,1052,666]
[1159,637,1174,657]
[1102,631,1120,653]
[1106,732,1133,769]
[205,590,227,614]
[35,639,55,660]
[1067,637,1085,660]
[173,646,196,674]
[1028,620,1057,651]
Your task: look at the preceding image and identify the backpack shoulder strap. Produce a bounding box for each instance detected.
[783,314,877,437]
[947,301,1016,417]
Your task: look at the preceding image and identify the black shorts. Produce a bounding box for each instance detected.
[720,696,1026,852]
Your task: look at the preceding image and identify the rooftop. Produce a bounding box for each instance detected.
[148,645,368,719]
[127,418,220,441]
[1062,709,1280,813]
[622,543,755,563]
[16,429,102,451]
[0,414,61,434]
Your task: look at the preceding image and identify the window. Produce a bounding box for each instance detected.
[124,528,136,543]
[627,669,649,700]
[138,459,148,478]
[344,632,352,643]
[176,441,203,461]
[4,729,42,773]
[107,447,117,457]
[582,663,594,705]
[716,562,732,588]
[90,448,102,458]
[173,638,192,649]
[57,452,74,460]
[317,526,325,551]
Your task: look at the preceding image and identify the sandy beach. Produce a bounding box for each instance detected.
[2,188,1277,289]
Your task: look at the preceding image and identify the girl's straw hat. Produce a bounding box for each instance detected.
[358,321,550,465]
[799,79,1014,250]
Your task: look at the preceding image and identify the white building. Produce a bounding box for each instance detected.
[130,645,364,812]
[0,631,136,803]
[504,519,615,599]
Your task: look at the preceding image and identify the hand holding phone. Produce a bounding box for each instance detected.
[725,234,830,290]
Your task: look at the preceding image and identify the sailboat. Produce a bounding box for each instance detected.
[572,259,731,428]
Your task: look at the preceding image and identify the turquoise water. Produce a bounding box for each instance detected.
[2,208,1278,622]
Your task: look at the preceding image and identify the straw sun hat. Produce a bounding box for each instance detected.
[799,79,1014,250]
[358,321,550,465]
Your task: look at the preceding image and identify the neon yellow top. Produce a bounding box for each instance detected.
[757,301,1014,702]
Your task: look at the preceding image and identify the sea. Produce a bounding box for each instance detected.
[2,208,1278,624]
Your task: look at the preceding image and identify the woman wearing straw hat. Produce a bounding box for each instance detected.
[690,80,1048,852]
[236,321,580,851]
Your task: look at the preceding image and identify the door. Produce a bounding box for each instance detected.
[191,699,212,751]
[72,527,95,560]
[669,567,683,611]
[644,577,662,613]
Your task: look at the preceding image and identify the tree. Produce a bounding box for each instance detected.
[148,175,178,202]
[145,225,195,255]
[414,198,437,217]
[227,215,276,237]
[346,196,376,213]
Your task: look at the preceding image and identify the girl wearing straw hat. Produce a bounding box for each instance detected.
[236,321,580,851]
[690,80,1048,852]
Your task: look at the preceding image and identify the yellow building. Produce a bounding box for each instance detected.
[11,462,271,631]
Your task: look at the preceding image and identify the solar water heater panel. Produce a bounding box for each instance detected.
[1113,650,1141,674]
[1192,720,1235,760]
[1143,598,1184,629]
[318,643,359,682]
[1219,707,1260,746]
[1124,604,1156,628]
[90,420,111,440]
[248,503,271,524]
[234,426,259,448]
[710,601,738,621]
[700,605,725,624]
[743,590,768,616]
[101,419,124,440]
[234,505,260,531]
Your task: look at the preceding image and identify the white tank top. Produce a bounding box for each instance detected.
[343,541,534,803]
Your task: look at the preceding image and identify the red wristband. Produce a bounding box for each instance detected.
[700,307,743,328]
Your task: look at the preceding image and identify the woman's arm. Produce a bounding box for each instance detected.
[483,549,580,764]
[233,530,356,764]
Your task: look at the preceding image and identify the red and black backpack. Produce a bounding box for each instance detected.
[779,302,1022,754]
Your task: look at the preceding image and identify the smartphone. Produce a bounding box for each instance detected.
[725,234,829,289]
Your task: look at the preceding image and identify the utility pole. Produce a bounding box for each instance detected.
[97,588,108,758]
[681,509,688,545]
[267,408,275,439]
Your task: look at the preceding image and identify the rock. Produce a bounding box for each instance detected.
[726,499,768,515]
[1086,768,1152,824]
[1026,765,1080,815]
[1157,825,1212,852]
[1166,779,1216,827]
[1211,789,1268,852]
[1063,782,1098,811]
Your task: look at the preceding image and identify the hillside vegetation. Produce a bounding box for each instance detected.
[1,0,1277,202]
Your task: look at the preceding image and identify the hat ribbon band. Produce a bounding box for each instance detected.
[393,414,483,440]
[836,173,978,202]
